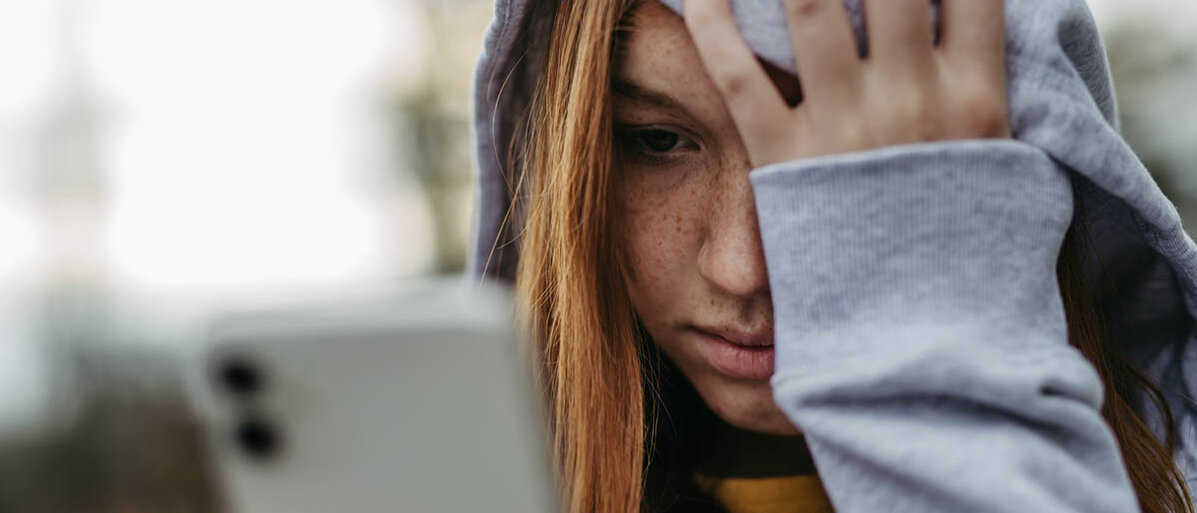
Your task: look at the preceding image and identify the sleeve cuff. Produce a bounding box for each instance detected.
[749,139,1076,374]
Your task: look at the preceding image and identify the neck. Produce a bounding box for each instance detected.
[693,414,817,478]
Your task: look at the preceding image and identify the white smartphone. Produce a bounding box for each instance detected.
[186,279,555,513]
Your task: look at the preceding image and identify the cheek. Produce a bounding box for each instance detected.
[618,172,707,320]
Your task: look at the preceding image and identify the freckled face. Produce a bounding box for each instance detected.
[614,2,798,436]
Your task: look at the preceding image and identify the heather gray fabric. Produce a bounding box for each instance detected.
[469,0,1197,510]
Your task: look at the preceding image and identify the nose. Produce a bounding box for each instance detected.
[697,170,770,299]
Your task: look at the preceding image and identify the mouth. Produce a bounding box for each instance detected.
[694,324,774,347]
[691,325,774,380]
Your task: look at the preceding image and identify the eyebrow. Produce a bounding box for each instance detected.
[611,78,687,112]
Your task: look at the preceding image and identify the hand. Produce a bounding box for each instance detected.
[683,0,1011,168]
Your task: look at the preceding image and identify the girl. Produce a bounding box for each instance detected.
[471,0,1197,511]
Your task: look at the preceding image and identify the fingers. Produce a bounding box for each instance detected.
[780,0,862,111]
[684,0,789,155]
[864,0,936,76]
[940,0,1005,77]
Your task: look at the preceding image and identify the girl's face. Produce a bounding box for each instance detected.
[615,2,801,436]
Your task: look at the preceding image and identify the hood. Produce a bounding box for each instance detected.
[468,0,1197,443]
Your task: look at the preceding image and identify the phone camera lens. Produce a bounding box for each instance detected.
[235,417,282,461]
[217,356,263,396]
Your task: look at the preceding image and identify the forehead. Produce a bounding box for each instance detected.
[615,2,720,103]
[613,2,801,116]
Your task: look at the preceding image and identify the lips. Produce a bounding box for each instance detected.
[692,325,774,380]
[696,325,774,348]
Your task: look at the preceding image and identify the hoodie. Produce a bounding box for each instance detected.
[469,0,1197,511]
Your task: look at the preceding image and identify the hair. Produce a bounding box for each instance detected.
[508,0,1195,512]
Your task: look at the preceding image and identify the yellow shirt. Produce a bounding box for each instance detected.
[694,474,835,513]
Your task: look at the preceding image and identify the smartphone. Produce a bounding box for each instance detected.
[187,279,554,513]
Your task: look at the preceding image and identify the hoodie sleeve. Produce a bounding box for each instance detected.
[751,139,1142,512]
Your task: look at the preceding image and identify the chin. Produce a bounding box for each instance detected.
[692,373,802,436]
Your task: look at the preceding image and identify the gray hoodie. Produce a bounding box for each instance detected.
[469,0,1197,511]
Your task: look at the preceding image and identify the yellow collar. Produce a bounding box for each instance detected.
[693,473,835,513]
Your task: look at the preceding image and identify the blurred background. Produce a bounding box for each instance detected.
[0,0,1193,511]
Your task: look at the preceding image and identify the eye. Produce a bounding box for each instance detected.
[614,125,699,166]
[638,130,682,152]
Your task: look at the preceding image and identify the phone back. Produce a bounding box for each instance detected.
[188,280,554,513]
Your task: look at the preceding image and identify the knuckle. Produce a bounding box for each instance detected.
[747,126,794,162]
[869,86,942,142]
[833,119,870,149]
[715,70,751,98]
[889,88,931,126]
[953,87,1009,136]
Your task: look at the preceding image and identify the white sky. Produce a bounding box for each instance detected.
[0,0,434,295]
[88,0,432,293]
[0,0,431,434]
